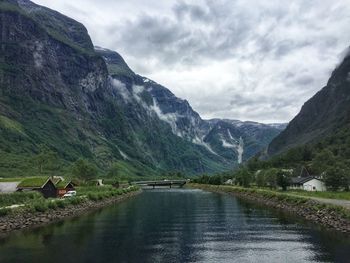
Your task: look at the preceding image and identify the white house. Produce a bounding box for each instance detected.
[224,179,234,185]
[290,176,326,191]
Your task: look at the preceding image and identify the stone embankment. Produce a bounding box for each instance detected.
[191,184,350,235]
[0,190,140,237]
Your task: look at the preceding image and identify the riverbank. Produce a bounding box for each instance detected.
[190,184,350,234]
[0,188,141,237]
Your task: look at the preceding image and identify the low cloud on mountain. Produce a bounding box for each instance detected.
[33,0,350,122]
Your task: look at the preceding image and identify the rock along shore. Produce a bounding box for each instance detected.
[190,184,350,235]
[0,190,141,238]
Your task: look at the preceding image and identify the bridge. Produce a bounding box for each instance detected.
[132,180,187,189]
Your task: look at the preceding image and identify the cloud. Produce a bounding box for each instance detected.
[32,0,350,123]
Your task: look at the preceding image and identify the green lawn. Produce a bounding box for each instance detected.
[0,177,23,182]
[287,190,350,201]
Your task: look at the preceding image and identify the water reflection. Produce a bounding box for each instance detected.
[0,189,349,263]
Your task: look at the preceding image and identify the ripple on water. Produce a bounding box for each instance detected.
[0,189,349,263]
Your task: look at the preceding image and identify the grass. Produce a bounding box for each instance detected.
[0,208,10,216]
[17,177,49,188]
[286,190,350,201]
[0,115,25,135]
[190,183,350,220]
[0,184,139,217]
[0,177,23,182]
[0,191,43,207]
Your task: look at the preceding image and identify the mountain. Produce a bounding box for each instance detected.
[0,0,285,177]
[98,47,286,166]
[268,48,350,156]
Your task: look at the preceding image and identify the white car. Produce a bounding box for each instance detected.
[63,191,77,198]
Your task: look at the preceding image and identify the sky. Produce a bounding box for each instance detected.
[33,0,350,123]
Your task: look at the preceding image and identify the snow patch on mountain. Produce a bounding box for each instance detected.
[94,46,110,52]
[220,130,244,164]
[236,138,244,164]
[192,136,218,156]
[119,149,129,160]
[227,129,234,140]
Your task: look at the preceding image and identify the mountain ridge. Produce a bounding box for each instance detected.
[0,0,285,177]
[268,50,350,156]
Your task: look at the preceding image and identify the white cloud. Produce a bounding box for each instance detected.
[32,0,350,123]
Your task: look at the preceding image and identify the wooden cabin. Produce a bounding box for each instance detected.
[17,177,57,198]
[55,181,75,197]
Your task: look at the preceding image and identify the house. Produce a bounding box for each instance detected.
[17,177,57,198]
[0,182,20,193]
[290,176,326,191]
[224,179,234,185]
[56,181,75,197]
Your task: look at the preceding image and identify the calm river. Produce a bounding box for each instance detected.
[0,189,349,263]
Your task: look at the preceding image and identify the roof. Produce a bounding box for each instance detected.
[17,177,52,189]
[51,177,61,185]
[56,181,74,189]
[291,176,322,185]
[0,182,20,193]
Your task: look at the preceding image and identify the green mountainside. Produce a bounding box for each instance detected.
[0,0,284,179]
[268,50,350,156]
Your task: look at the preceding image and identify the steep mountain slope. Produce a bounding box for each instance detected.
[0,0,284,177]
[268,49,350,155]
[98,47,286,166]
[204,119,286,163]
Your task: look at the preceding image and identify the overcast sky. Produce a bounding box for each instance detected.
[33,0,350,123]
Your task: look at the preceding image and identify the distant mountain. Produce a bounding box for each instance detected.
[98,47,286,166]
[0,0,285,177]
[268,48,350,155]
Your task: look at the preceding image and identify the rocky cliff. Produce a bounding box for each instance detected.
[0,0,285,177]
[268,49,350,155]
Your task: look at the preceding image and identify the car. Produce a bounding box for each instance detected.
[63,193,74,198]
[63,191,77,198]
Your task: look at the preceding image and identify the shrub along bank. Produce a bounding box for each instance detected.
[190,184,350,234]
[0,186,140,236]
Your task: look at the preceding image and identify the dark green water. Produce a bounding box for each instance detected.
[0,189,349,263]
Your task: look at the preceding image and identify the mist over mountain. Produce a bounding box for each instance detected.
[0,0,285,177]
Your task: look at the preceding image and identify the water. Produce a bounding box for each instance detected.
[0,189,349,263]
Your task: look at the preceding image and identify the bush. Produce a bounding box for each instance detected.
[48,201,58,210]
[33,201,48,212]
[0,191,43,207]
[56,200,66,208]
[0,208,10,217]
[68,197,82,205]
[87,193,98,201]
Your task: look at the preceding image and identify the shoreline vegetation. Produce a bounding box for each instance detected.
[0,186,140,237]
[189,183,350,235]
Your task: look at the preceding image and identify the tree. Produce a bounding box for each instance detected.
[276,170,290,191]
[235,168,252,187]
[208,174,223,185]
[311,149,336,175]
[107,162,119,178]
[255,170,266,187]
[72,159,98,180]
[324,165,348,191]
[33,145,58,173]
